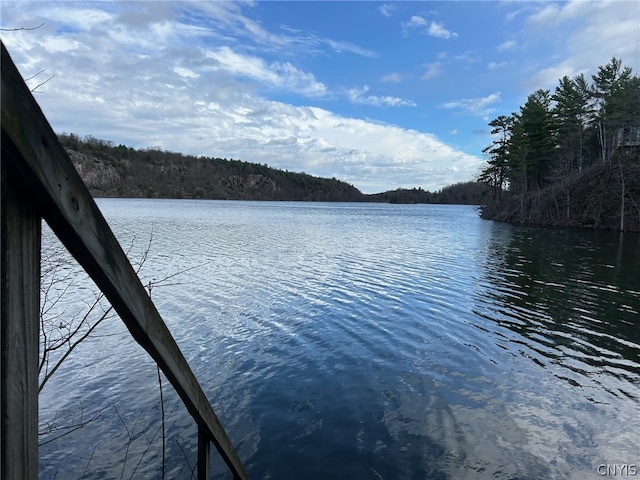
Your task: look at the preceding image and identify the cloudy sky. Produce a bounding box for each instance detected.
[1,1,638,193]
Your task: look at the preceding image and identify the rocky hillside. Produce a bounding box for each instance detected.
[63,134,365,202]
[61,133,483,205]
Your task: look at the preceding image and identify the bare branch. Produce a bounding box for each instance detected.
[175,436,197,479]
[38,228,207,477]
[39,304,114,392]
[116,408,143,480]
[31,72,55,93]
[0,22,45,31]
[38,402,112,446]
[145,260,210,292]
[83,445,98,479]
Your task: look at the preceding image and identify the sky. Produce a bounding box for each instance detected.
[1,1,639,194]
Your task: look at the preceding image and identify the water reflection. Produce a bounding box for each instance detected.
[37,201,640,479]
[476,225,640,399]
[468,223,640,478]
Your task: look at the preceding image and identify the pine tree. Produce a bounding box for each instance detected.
[591,57,633,162]
[518,89,555,189]
[480,115,514,200]
[552,74,590,175]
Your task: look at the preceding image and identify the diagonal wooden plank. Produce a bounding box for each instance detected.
[1,41,247,479]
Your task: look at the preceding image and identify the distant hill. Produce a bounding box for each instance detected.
[59,133,481,205]
[61,133,365,202]
[367,182,487,205]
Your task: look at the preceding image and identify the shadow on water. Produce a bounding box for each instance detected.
[475,224,640,400]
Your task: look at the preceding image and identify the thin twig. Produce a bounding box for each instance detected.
[30,72,55,93]
[24,69,46,81]
[38,403,111,446]
[175,436,197,479]
[82,444,98,479]
[39,305,114,392]
[115,407,143,480]
[0,22,45,31]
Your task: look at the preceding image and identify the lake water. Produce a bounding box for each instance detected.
[38,200,640,480]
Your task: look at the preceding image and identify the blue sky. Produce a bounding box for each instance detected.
[1,1,639,193]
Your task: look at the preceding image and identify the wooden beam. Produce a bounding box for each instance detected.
[1,152,41,478]
[1,42,247,479]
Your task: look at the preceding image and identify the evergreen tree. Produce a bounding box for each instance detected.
[552,74,591,175]
[518,89,555,189]
[507,113,529,195]
[480,114,514,200]
[479,56,640,231]
[590,57,633,162]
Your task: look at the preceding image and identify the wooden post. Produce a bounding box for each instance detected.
[198,427,210,480]
[2,41,247,479]
[1,157,41,479]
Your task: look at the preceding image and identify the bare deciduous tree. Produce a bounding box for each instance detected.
[38,226,204,476]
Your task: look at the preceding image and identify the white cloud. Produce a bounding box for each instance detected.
[0,1,482,193]
[453,51,479,64]
[442,92,501,117]
[322,38,378,58]
[188,0,290,48]
[41,36,82,54]
[503,3,537,23]
[346,85,416,108]
[204,47,327,97]
[405,15,428,28]
[294,107,481,192]
[402,16,458,39]
[206,46,277,82]
[40,5,114,31]
[498,40,517,51]
[523,0,640,90]
[487,61,508,70]
[113,96,479,193]
[526,1,587,28]
[272,62,328,97]
[428,21,458,39]
[189,1,379,58]
[378,4,395,18]
[381,72,403,83]
[527,62,583,90]
[422,62,443,80]
[173,66,199,79]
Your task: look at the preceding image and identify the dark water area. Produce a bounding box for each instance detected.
[38,200,639,479]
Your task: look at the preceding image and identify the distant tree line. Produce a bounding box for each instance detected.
[367,182,487,205]
[59,133,484,205]
[479,58,640,231]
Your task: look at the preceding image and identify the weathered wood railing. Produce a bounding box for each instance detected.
[0,42,247,479]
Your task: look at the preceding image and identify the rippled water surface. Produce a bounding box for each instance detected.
[38,200,640,479]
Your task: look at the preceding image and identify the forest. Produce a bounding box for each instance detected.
[478,57,640,232]
[59,133,484,205]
